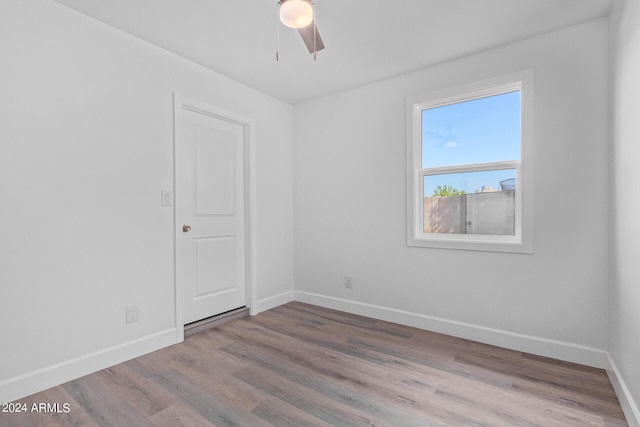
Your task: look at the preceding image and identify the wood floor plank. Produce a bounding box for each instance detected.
[251,396,336,427]
[91,364,175,418]
[220,317,442,402]
[126,358,270,427]
[148,403,219,427]
[219,326,492,426]
[0,302,628,427]
[62,373,156,427]
[280,302,416,339]
[233,364,394,426]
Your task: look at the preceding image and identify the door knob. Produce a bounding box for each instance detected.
[182,224,192,233]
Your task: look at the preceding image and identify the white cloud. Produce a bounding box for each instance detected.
[444,140,457,148]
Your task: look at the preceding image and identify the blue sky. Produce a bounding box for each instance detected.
[421,91,520,195]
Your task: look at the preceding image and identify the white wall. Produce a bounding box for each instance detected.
[293,19,610,366]
[0,0,294,403]
[609,0,640,423]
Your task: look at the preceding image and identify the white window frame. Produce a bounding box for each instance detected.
[406,70,534,253]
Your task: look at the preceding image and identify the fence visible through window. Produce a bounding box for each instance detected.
[424,189,515,235]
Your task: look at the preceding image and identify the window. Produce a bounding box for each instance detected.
[406,71,533,253]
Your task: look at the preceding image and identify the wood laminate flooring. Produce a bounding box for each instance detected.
[0,302,628,426]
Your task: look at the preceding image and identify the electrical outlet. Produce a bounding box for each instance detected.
[126,305,140,323]
[344,275,353,289]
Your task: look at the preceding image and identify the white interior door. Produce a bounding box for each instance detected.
[176,102,247,325]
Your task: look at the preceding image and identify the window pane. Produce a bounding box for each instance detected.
[423,170,515,236]
[421,91,520,168]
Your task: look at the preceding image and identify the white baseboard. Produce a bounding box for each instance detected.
[4,293,636,426]
[294,292,640,424]
[0,288,296,404]
[607,354,640,427]
[0,328,177,404]
[251,290,294,316]
[294,291,609,369]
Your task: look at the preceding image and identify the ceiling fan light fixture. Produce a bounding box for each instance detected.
[279,0,313,29]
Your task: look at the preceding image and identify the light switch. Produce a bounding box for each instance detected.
[161,190,173,207]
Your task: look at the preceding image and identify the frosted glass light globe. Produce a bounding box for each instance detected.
[279,0,313,29]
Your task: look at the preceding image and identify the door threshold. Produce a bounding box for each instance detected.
[184,307,249,337]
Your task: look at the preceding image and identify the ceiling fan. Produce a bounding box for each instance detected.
[277,0,325,59]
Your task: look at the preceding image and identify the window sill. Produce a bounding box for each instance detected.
[407,234,534,254]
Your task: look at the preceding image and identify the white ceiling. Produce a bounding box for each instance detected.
[54,0,611,104]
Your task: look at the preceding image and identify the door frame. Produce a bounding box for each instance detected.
[173,93,257,343]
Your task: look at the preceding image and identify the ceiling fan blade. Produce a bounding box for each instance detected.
[297,21,325,54]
